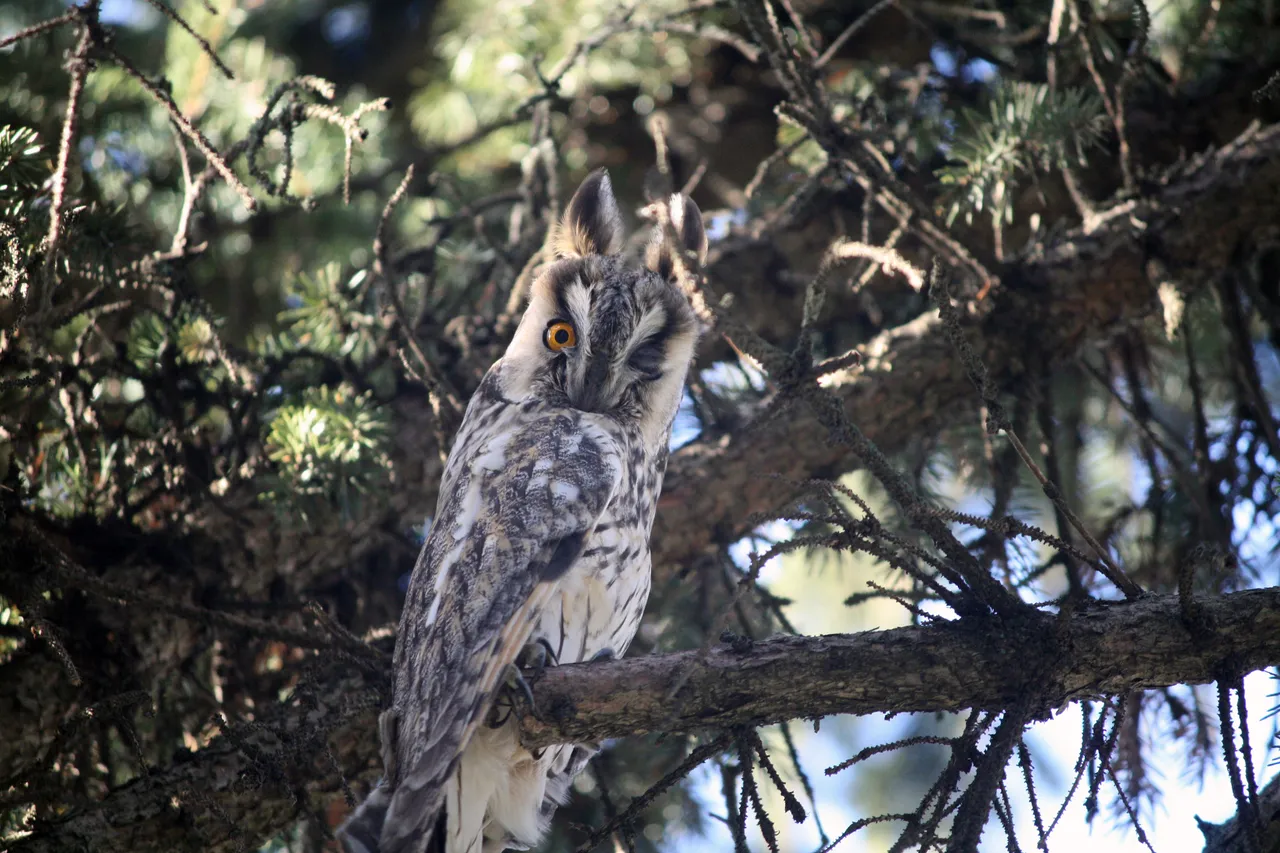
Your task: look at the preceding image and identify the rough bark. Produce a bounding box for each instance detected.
[12,589,1280,853]
[8,666,382,853]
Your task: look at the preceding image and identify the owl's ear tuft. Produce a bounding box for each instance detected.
[553,168,624,258]
[645,193,707,279]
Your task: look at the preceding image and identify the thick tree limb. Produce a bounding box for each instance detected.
[222,122,1280,599]
[519,588,1280,746]
[245,122,1280,604]
[8,667,382,853]
[12,589,1280,853]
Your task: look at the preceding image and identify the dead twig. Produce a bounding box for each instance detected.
[40,10,95,313]
[100,40,257,212]
[375,165,464,459]
[0,9,78,50]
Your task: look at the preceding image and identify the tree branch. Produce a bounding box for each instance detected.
[12,589,1280,853]
[520,589,1280,747]
[653,121,1280,568]
[1200,770,1280,853]
[8,667,382,853]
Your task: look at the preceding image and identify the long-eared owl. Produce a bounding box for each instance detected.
[339,169,706,853]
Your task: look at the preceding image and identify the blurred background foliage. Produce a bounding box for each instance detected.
[2,0,1280,851]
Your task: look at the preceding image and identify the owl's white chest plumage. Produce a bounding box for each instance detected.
[462,548,653,853]
[532,496,654,662]
[437,383,661,670]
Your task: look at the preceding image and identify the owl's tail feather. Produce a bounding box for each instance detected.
[338,783,446,853]
[337,783,392,853]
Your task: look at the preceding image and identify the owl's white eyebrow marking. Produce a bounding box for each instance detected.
[564,277,592,352]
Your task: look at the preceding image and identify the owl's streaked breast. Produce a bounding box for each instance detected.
[533,502,654,666]
[459,378,659,664]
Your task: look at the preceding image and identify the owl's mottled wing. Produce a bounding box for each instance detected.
[378,410,624,853]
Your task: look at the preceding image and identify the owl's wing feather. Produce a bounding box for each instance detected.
[378,410,624,853]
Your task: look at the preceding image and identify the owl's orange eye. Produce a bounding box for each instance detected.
[544,321,577,351]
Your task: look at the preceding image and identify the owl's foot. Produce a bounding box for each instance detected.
[487,640,557,728]
[588,647,615,663]
[487,664,539,728]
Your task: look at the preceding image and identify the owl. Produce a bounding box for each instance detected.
[339,169,706,853]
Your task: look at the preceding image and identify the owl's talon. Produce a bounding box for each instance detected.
[489,642,561,728]
[507,662,539,710]
[587,647,615,663]
[487,702,513,728]
[500,661,547,724]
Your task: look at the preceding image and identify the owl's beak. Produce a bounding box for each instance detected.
[571,354,611,412]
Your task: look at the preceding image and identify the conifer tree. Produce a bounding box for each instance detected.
[2,1,1279,851]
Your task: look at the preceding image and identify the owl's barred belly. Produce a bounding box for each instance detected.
[531,525,652,664]
[455,520,653,853]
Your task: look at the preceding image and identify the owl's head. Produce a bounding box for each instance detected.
[501,169,705,448]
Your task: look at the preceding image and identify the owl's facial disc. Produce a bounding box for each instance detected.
[503,168,704,446]
[535,259,690,417]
